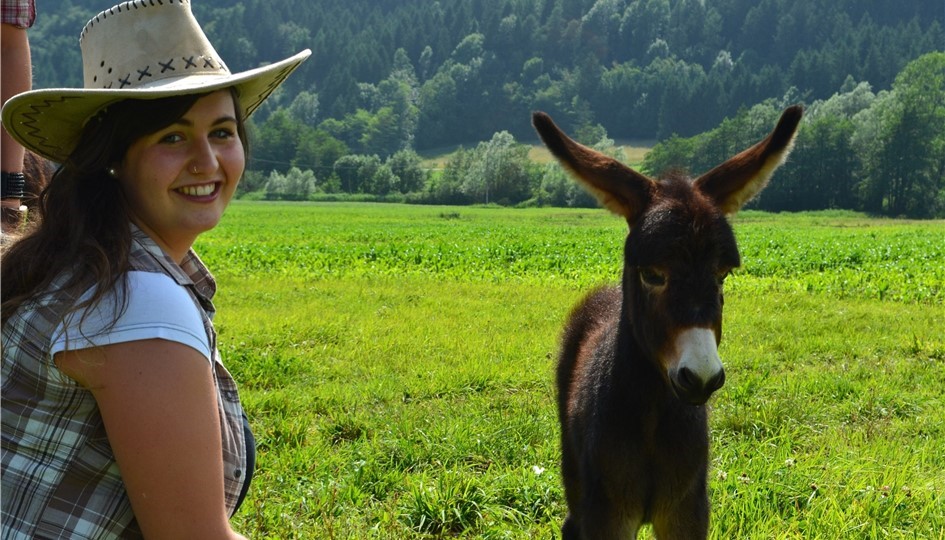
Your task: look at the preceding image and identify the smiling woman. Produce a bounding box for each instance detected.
[0,0,308,538]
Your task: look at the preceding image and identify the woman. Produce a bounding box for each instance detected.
[1,1,309,537]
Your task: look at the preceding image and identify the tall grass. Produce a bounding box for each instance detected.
[198,202,944,538]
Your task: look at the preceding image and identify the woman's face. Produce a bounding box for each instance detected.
[118,90,244,261]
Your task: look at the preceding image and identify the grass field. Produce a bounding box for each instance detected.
[196,202,945,539]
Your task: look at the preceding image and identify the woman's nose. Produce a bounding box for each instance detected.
[189,140,218,175]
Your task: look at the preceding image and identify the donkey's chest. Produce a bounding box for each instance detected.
[598,402,710,503]
[600,395,709,455]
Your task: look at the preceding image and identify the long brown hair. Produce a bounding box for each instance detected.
[1,89,248,325]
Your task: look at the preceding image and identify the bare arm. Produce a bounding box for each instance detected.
[57,339,246,540]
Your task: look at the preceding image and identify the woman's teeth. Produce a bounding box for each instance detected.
[178,184,215,197]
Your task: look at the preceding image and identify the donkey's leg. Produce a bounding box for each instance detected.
[579,497,639,540]
[650,485,709,540]
[573,470,641,540]
[561,509,640,540]
[561,513,580,540]
[560,428,585,540]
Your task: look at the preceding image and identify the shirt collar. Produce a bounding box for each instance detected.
[129,223,217,304]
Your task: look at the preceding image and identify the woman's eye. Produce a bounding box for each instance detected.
[212,128,236,139]
[159,133,184,144]
[640,268,667,287]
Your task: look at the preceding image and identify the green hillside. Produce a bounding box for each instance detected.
[31,0,943,146]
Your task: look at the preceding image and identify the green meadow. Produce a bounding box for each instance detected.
[197,202,945,539]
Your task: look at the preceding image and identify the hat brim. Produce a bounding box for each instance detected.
[1,49,311,163]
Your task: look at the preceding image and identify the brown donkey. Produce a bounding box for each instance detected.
[532,105,803,539]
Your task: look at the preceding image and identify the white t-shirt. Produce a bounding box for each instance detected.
[51,271,211,361]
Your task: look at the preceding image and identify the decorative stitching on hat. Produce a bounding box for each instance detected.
[241,62,298,116]
[16,96,86,158]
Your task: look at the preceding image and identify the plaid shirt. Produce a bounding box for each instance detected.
[0,0,36,28]
[1,225,248,539]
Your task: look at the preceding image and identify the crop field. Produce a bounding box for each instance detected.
[421,142,652,170]
[197,202,945,539]
[527,142,652,167]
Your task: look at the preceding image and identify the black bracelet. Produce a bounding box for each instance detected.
[2,172,26,199]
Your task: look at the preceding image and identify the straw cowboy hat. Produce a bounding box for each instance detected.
[1,0,311,163]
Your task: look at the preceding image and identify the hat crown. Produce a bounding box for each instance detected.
[80,0,230,90]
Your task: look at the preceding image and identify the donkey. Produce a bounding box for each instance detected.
[532,105,803,539]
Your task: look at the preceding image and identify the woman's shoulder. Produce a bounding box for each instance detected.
[86,270,201,324]
[124,270,197,310]
[51,271,212,360]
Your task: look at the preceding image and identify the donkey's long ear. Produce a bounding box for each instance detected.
[694,105,804,215]
[533,111,655,224]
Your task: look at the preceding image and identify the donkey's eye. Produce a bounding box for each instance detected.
[640,268,667,287]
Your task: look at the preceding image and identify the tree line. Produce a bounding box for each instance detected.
[245,54,945,218]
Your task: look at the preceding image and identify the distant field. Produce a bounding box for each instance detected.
[527,141,652,167]
[198,203,945,538]
[421,141,652,169]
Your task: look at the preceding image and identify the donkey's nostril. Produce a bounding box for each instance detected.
[673,366,724,404]
[677,367,698,391]
[706,368,726,393]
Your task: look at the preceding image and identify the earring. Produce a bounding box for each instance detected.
[107,167,118,178]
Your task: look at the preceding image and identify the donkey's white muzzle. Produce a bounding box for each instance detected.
[668,327,725,404]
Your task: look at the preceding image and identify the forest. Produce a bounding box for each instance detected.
[28,0,945,216]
